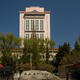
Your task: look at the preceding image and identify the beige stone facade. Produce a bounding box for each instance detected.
[19,7,50,41]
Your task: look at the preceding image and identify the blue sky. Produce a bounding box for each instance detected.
[0,0,80,48]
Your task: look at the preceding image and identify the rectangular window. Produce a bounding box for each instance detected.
[31,20,34,31]
[31,34,38,38]
[31,34,34,38]
[36,34,39,38]
[40,20,44,31]
[40,34,44,39]
[26,20,29,31]
[26,34,29,38]
[35,20,39,31]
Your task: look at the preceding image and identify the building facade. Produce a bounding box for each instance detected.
[18,6,57,60]
[19,7,50,40]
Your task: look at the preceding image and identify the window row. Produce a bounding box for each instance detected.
[25,20,44,31]
[25,34,44,39]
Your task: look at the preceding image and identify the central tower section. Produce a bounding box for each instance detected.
[19,7,50,40]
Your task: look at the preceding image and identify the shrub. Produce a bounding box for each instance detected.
[37,64,55,72]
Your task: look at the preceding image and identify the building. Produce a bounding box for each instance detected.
[0,48,58,61]
[0,7,58,62]
[19,6,58,60]
[19,7,50,40]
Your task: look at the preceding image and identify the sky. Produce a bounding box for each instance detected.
[0,0,80,48]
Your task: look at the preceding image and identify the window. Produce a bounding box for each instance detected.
[31,34,34,38]
[40,20,44,30]
[31,20,34,30]
[36,34,39,38]
[40,34,44,39]
[35,20,39,31]
[26,34,29,38]
[26,20,29,31]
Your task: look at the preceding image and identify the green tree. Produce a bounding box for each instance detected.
[77,34,80,45]
[54,42,70,67]
[39,39,45,55]
[74,35,80,52]
[32,38,41,66]
[45,38,56,64]
[0,33,21,72]
[21,38,41,66]
[20,38,33,63]
[60,35,80,66]
[74,41,80,51]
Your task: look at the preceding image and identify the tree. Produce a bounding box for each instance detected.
[74,35,80,52]
[21,38,56,66]
[21,38,41,66]
[77,34,80,45]
[45,38,56,64]
[32,38,41,66]
[60,35,80,66]
[0,33,21,72]
[39,39,45,55]
[60,53,73,65]
[54,42,70,67]
[20,38,33,64]
[74,41,80,51]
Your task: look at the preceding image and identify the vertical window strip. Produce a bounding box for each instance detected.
[26,34,29,39]
[40,20,44,30]
[31,34,34,38]
[35,20,39,31]
[40,34,44,39]
[36,34,39,38]
[31,20,34,31]
[26,20,29,31]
